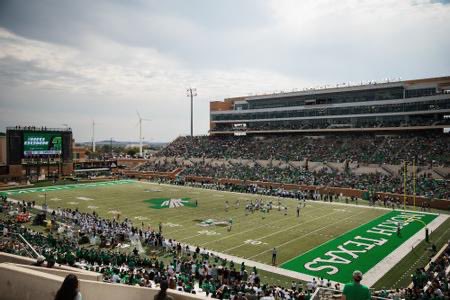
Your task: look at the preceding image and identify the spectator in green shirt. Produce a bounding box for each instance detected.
[342,270,371,300]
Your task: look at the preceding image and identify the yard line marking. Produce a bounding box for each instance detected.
[174,203,330,240]
[222,210,340,252]
[177,209,306,241]
[183,201,364,244]
[163,198,331,236]
[138,180,439,216]
[198,206,337,246]
[248,210,368,260]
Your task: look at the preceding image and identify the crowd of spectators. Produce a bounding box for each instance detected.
[138,161,449,200]
[136,161,179,172]
[1,200,323,299]
[157,133,449,166]
[371,243,450,299]
[410,243,450,299]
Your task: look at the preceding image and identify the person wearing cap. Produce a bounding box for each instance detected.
[341,270,371,300]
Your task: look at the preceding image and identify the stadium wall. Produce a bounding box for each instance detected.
[7,165,24,178]
[0,262,206,300]
[0,252,102,281]
[183,175,450,210]
[5,163,74,179]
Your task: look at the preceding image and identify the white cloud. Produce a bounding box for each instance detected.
[0,27,309,142]
[0,0,448,142]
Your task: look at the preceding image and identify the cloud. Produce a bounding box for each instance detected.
[0,0,449,142]
[0,27,307,141]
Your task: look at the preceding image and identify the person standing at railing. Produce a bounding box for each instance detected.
[341,270,371,300]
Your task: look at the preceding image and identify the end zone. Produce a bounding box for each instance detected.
[280,210,443,284]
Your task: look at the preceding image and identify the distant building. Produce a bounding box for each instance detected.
[73,144,88,162]
[0,135,6,165]
[125,143,141,148]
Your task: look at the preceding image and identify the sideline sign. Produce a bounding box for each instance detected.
[281,210,437,283]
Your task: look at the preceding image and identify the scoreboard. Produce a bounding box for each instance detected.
[23,132,62,156]
[6,128,72,165]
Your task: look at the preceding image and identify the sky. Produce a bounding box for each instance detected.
[0,0,449,143]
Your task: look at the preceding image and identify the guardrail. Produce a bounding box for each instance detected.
[11,233,41,259]
[311,287,392,300]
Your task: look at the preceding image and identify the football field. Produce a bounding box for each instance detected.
[2,180,442,284]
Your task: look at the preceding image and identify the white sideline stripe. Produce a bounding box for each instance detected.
[223,210,340,252]
[167,201,308,238]
[200,206,339,246]
[136,180,441,216]
[248,210,368,260]
[362,213,449,287]
[137,181,381,240]
[278,209,385,267]
[137,181,348,244]
[178,208,324,242]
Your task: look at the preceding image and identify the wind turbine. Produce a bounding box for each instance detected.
[136,111,151,157]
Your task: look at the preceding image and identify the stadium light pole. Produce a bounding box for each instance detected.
[92,120,96,153]
[186,88,197,136]
[403,160,407,210]
[110,137,113,158]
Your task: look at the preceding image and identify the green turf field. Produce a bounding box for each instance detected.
[1,180,440,284]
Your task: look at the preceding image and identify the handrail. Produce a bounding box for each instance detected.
[408,242,449,289]
[14,233,41,258]
[311,287,392,300]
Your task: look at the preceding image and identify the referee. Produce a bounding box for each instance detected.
[272,247,277,265]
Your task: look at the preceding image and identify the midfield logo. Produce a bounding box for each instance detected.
[144,197,196,209]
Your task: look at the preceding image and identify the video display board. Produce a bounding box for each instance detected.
[23,132,63,156]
